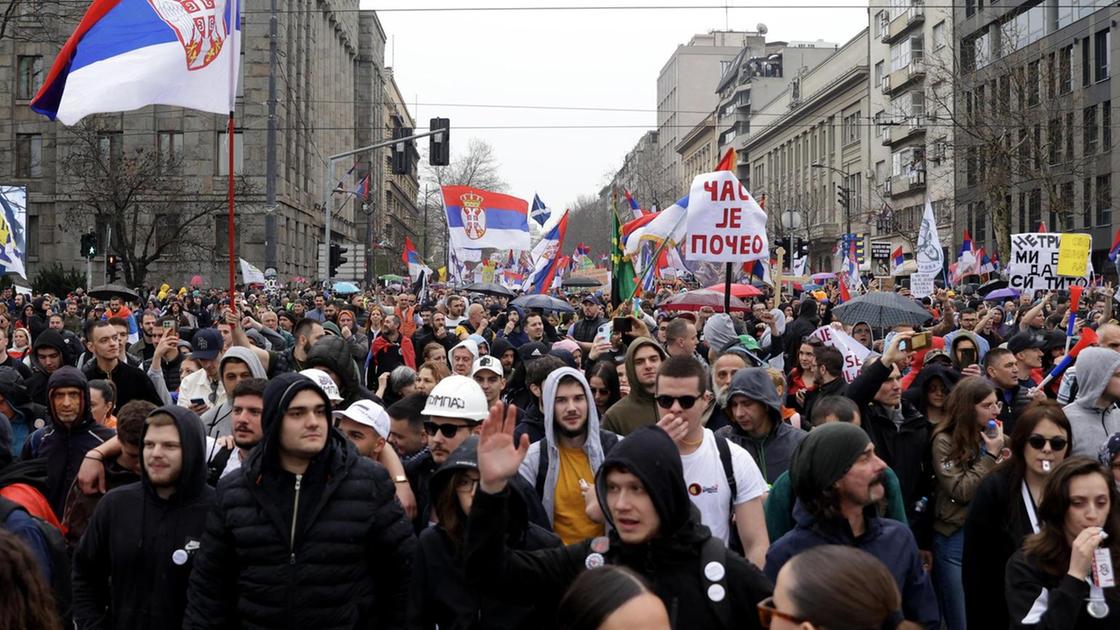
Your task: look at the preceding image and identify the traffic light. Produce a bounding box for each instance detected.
[106,254,120,283]
[836,183,850,213]
[81,231,98,259]
[392,126,413,175]
[328,242,348,277]
[429,117,450,166]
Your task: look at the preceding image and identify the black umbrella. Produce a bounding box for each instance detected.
[511,294,575,314]
[562,276,602,288]
[463,282,514,297]
[89,284,140,302]
[978,278,1008,295]
[832,291,932,328]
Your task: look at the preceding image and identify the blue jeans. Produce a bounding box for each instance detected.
[934,530,965,630]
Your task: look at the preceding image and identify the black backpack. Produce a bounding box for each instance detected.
[0,496,72,623]
[713,434,742,554]
[534,431,621,498]
[207,445,236,487]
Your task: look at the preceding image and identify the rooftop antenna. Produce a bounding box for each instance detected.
[724,1,729,31]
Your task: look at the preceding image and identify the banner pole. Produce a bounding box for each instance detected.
[227,112,237,312]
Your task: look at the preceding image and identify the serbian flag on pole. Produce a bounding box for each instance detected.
[402,237,426,282]
[31,0,241,125]
[1109,226,1120,261]
[525,210,570,294]
[443,186,530,251]
[623,190,646,220]
[891,246,905,274]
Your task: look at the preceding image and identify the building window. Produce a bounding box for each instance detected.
[1084,177,1093,229]
[1097,174,1112,226]
[1059,45,1073,94]
[1061,181,1075,229]
[874,11,885,38]
[1066,112,1075,161]
[874,61,884,87]
[1083,37,1091,86]
[1084,105,1098,155]
[1104,101,1112,150]
[1095,29,1111,81]
[217,131,243,175]
[932,21,946,50]
[842,112,860,146]
[976,202,987,244]
[1049,118,1061,164]
[16,134,42,177]
[16,56,43,101]
[158,131,185,167]
[1027,60,1040,107]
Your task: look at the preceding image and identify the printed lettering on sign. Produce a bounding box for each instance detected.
[1008,233,1092,295]
[684,170,769,264]
[808,326,871,383]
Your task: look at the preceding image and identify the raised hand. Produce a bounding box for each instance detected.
[478,403,529,494]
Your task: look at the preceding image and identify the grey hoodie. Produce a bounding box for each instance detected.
[716,367,805,484]
[1063,347,1120,458]
[199,347,268,438]
[518,367,608,525]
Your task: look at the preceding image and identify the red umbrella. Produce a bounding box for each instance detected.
[659,289,751,313]
[704,282,762,298]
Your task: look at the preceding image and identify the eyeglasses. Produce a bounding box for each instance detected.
[655,394,700,410]
[455,476,479,493]
[424,421,469,438]
[1027,435,1068,451]
[757,596,806,629]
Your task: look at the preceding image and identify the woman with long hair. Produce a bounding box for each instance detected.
[557,566,670,630]
[0,530,61,630]
[10,327,31,361]
[762,545,922,630]
[586,360,621,418]
[1006,457,1120,627]
[963,400,1073,628]
[422,342,449,371]
[407,436,559,629]
[929,375,1005,630]
[415,361,449,395]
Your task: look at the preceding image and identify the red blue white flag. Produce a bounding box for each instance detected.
[443,186,530,251]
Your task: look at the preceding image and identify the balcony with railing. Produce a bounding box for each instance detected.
[882,1,925,44]
[884,57,925,95]
[882,115,927,146]
[886,166,927,198]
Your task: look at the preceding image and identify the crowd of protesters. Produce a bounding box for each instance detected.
[0,277,1118,629]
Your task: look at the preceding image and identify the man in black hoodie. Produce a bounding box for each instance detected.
[26,329,71,407]
[72,404,214,629]
[466,406,773,629]
[782,299,820,372]
[183,372,414,629]
[21,366,116,517]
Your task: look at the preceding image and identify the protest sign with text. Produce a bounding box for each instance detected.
[684,170,769,263]
[808,325,871,383]
[1008,232,1091,294]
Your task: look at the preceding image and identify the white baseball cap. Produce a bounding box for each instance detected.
[333,400,391,439]
[471,355,503,378]
[421,374,488,422]
[299,368,343,403]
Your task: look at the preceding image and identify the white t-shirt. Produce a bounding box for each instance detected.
[205,437,244,480]
[679,428,767,544]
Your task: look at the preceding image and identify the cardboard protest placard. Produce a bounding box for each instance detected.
[910,273,936,299]
[684,170,769,263]
[808,326,871,383]
[1008,233,1091,294]
[1056,233,1092,277]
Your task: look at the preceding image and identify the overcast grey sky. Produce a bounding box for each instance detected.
[372,1,868,211]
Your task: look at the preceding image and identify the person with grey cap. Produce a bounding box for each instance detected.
[1007,330,1046,387]
[715,367,805,485]
[764,422,939,629]
[567,295,607,355]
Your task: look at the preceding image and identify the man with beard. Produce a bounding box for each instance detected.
[765,422,939,628]
[72,405,214,629]
[274,318,325,375]
[412,310,455,356]
[517,368,618,544]
[702,349,748,432]
[444,295,467,332]
[205,379,267,484]
[368,314,415,384]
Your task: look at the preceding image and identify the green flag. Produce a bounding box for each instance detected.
[610,201,636,306]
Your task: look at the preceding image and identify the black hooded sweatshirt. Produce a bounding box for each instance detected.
[305,335,374,407]
[409,436,561,630]
[465,426,773,629]
[26,329,71,407]
[21,366,116,517]
[183,372,415,630]
[782,300,820,373]
[71,405,214,630]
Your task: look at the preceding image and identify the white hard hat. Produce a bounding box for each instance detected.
[421,374,488,422]
[333,400,390,439]
[299,368,343,403]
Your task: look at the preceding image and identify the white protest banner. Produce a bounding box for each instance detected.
[239,258,266,285]
[808,325,871,383]
[1008,233,1091,294]
[683,170,769,263]
[911,272,936,299]
[915,198,943,275]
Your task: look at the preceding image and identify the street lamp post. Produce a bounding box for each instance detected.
[811,162,851,238]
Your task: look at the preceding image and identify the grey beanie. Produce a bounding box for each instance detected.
[703,313,738,353]
[790,422,871,500]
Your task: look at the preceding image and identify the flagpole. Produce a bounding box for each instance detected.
[226,0,239,311]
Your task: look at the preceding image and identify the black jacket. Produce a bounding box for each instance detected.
[963,466,1037,630]
[72,405,215,630]
[21,367,116,517]
[408,437,561,630]
[801,375,847,425]
[782,301,819,372]
[81,359,162,409]
[183,372,415,629]
[1005,549,1120,629]
[465,426,773,629]
[26,329,71,407]
[513,403,545,445]
[847,359,935,547]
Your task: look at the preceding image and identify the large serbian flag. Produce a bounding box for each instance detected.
[442,186,530,251]
[31,0,241,125]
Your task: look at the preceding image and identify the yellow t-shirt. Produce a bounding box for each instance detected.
[553,445,604,545]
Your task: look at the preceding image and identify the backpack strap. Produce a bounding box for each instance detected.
[534,440,549,499]
[714,434,737,513]
[207,445,235,487]
[700,535,734,629]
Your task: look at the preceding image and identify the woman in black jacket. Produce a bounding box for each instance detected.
[963,401,1072,629]
[408,435,560,629]
[1006,457,1120,628]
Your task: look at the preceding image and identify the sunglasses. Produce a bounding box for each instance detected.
[757,596,805,629]
[424,421,469,438]
[655,394,700,410]
[1027,435,1068,451]
[590,387,611,395]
